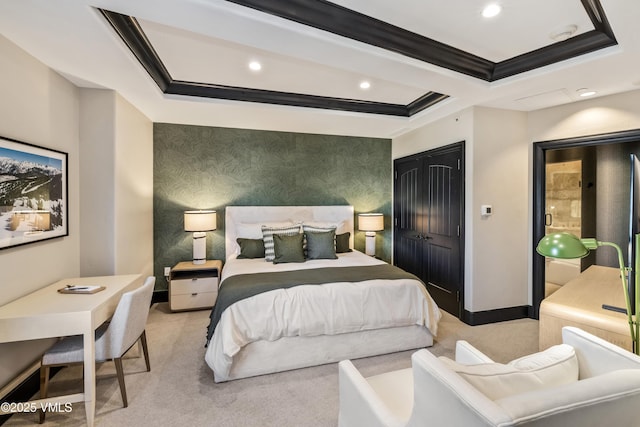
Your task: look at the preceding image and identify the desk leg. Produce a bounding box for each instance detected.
[83,330,96,427]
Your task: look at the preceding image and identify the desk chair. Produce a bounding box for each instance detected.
[39,276,155,423]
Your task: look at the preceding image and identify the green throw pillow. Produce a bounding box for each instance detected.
[272,233,305,264]
[335,232,352,253]
[306,230,338,260]
[236,238,265,259]
[262,224,301,262]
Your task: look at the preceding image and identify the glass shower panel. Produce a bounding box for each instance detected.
[544,160,582,297]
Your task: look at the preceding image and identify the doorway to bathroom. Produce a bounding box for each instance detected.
[543,155,594,298]
[532,129,640,318]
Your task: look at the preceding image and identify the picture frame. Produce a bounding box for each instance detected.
[0,135,68,250]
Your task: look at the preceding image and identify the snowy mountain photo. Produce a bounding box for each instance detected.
[0,137,67,249]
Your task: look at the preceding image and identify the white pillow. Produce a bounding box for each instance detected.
[303,221,347,235]
[439,344,578,400]
[236,221,294,239]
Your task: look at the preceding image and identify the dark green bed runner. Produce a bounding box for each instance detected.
[206,264,421,343]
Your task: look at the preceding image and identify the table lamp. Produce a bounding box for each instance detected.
[184,210,216,264]
[536,232,639,354]
[358,213,384,256]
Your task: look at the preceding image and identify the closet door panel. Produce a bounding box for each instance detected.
[394,159,424,278]
[423,150,462,315]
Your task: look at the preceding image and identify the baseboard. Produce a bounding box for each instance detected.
[463,305,531,326]
[152,289,168,304]
[0,367,61,426]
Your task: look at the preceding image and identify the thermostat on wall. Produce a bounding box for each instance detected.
[481,205,492,216]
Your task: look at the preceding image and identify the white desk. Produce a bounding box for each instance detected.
[0,274,143,426]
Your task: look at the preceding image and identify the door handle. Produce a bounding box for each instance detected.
[413,234,433,240]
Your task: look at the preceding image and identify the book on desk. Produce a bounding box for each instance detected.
[58,285,105,294]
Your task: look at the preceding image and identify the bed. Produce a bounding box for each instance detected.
[204,206,441,382]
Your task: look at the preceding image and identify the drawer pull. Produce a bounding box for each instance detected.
[191,293,198,296]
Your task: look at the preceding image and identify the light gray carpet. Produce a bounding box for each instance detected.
[6,303,538,426]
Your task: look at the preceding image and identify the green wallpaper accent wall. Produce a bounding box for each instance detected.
[153,123,392,289]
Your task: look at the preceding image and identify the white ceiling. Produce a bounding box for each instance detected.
[1,0,639,139]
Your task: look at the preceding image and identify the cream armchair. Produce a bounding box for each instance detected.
[338,327,640,427]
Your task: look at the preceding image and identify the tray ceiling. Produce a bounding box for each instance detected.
[0,0,636,138]
[99,0,615,117]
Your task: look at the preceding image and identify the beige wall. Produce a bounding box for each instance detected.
[79,90,116,275]
[114,93,153,276]
[79,90,153,277]
[529,89,640,142]
[472,107,529,311]
[0,36,153,392]
[0,35,80,389]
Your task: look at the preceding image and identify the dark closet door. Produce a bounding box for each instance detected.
[394,157,425,278]
[394,142,464,318]
[422,148,463,316]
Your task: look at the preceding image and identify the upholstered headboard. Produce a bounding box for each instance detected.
[225,206,354,259]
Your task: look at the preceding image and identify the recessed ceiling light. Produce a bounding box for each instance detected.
[482,3,501,18]
[359,81,371,90]
[577,88,596,97]
[248,61,262,71]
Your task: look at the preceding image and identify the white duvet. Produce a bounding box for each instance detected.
[204,251,441,379]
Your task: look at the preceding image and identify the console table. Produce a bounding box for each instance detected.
[539,265,632,352]
[0,274,144,426]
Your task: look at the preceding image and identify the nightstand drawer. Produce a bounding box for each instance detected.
[170,291,217,311]
[171,277,218,295]
[169,260,223,312]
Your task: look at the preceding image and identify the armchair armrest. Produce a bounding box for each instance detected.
[338,360,406,427]
[494,369,640,425]
[406,350,510,427]
[561,326,640,378]
[455,340,494,365]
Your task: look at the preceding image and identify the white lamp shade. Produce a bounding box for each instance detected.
[358,213,384,231]
[184,210,217,232]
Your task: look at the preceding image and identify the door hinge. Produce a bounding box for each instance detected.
[457,158,461,170]
[457,225,460,237]
[394,217,398,227]
[394,170,398,179]
[456,291,460,302]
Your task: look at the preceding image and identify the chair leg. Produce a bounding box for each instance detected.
[140,330,150,372]
[39,364,49,424]
[113,357,128,408]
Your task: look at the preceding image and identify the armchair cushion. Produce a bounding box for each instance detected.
[365,368,413,423]
[439,344,578,400]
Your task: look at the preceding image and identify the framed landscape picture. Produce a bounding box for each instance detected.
[0,136,68,250]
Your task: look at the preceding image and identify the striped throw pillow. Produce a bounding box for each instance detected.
[262,224,302,262]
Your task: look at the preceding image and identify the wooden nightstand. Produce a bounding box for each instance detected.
[169,260,223,312]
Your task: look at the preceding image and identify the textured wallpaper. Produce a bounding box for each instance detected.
[153,123,392,289]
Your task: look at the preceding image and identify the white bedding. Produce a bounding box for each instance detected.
[205,250,441,380]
